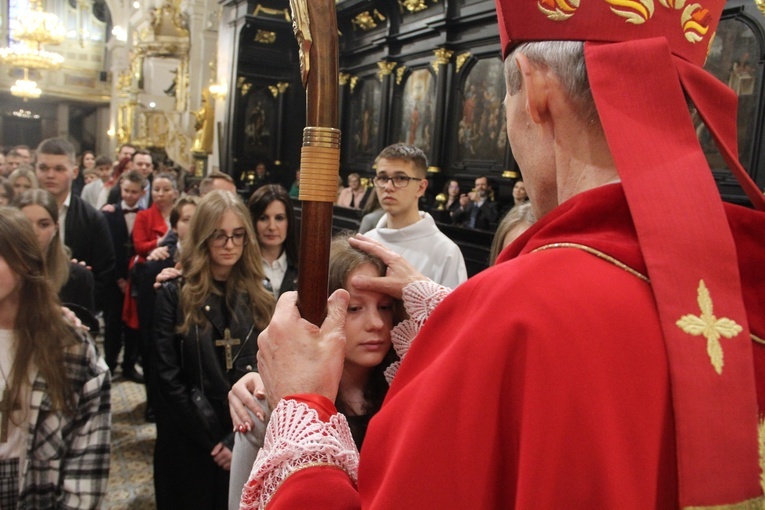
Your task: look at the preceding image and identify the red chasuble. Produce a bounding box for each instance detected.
[268,183,765,509]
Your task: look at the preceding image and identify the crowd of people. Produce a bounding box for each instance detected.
[0,134,528,507]
[2,0,764,504]
[335,163,530,233]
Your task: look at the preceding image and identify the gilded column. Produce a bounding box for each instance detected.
[377,60,397,152]
[430,48,453,176]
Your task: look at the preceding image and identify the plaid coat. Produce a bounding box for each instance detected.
[17,331,111,509]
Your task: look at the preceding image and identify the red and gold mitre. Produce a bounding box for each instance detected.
[494,0,765,508]
[497,0,720,65]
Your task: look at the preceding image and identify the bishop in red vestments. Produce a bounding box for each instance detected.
[237,0,765,507]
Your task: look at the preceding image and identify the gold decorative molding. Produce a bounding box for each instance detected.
[268,82,290,97]
[339,72,350,86]
[377,61,397,81]
[455,51,471,73]
[237,77,252,96]
[395,65,407,85]
[351,9,386,30]
[349,75,359,92]
[427,166,441,173]
[253,4,291,21]
[150,1,189,38]
[399,0,431,13]
[502,170,520,178]
[431,48,453,75]
[352,11,377,30]
[255,30,277,44]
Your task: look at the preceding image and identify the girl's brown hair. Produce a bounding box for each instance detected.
[12,189,71,292]
[328,234,400,426]
[178,190,274,334]
[0,207,75,415]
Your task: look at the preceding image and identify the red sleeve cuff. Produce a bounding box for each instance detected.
[286,394,337,422]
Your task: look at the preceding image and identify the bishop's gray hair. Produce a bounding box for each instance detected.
[505,41,599,126]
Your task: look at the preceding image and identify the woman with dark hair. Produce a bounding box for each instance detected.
[247,184,298,299]
[79,150,96,171]
[228,235,400,509]
[153,190,275,510]
[72,150,96,197]
[0,207,110,508]
[442,179,462,218]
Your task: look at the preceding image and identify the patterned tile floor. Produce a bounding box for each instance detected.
[103,375,157,509]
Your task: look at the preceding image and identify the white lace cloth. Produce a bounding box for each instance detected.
[384,280,451,382]
[240,280,452,509]
[239,400,359,509]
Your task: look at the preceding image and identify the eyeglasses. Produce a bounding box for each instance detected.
[373,175,423,188]
[209,231,248,247]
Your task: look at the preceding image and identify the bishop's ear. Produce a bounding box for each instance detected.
[514,53,550,125]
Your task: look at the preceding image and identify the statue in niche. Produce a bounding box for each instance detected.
[164,69,178,97]
[192,88,215,154]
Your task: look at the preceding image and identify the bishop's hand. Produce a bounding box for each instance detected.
[257,290,349,409]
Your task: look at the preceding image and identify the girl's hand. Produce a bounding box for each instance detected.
[229,372,267,431]
[210,442,232,471]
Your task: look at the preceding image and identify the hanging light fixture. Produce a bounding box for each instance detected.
[11,69,42,101]
[0,0,65,99]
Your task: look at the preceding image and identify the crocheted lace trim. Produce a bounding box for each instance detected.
[385,280,451,382]
[239,399,359,510]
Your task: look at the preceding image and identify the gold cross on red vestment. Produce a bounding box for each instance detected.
[676,279,743,375]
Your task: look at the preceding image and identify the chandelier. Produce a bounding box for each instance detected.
[0,0,65,99]
[11,69,42,101]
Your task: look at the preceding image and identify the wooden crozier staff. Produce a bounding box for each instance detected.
[289,0,340,325]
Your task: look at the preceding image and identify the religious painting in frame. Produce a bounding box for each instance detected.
[348,76,382,163]
[455,57,507,165]
[241,86,277,166]
[393,67,436,157]
[699,16,761,175]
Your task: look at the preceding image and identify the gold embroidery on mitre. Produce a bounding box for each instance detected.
[657,0,686,9]
[538,0,580,21]
[606,0,655,24]
[681,3,712,43]
[675,279,743,375]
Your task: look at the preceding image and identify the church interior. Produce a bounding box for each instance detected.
[2,0,762,213]
[1,1,765,508]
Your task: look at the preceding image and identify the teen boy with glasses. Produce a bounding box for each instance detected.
[363,143,467,289]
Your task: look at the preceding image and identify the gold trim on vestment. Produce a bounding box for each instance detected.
[531,243,649,282]
[683,496,765,509]
[752,334,765,346]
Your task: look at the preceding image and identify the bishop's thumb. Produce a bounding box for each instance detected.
[321,288,350,338]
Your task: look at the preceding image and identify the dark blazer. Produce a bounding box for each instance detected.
[64,194,116,304]
[59,262,96,313]
[453,199,499,230]
[102,205,142,281]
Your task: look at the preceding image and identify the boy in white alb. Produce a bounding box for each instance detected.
[364,144,467,289]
